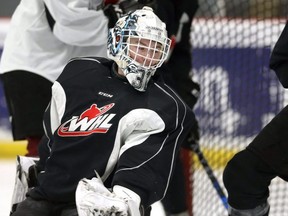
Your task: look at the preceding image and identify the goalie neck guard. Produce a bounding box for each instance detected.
[107,6,171,92]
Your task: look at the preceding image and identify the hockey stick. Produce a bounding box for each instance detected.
[190,142,228,210]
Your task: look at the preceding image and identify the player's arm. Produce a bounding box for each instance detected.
[269,20,288,88]
[75,106,194,215]
[43,0,108,46]
[75,109,166,216]
[37,80,67,168]
[112,107,194,208]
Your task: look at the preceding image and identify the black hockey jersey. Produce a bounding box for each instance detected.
[270,20,288,88]
[29,57,195,208]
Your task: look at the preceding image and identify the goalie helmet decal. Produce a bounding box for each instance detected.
[107,6,171,92]
[108,13,138,56]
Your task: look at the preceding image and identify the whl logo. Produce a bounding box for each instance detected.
[58,103,115,137]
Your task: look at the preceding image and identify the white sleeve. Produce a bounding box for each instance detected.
[119,109,165,156]
[50,81,66,133]
[44,0,108,46]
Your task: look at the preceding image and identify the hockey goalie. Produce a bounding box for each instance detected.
[9,5,196,216]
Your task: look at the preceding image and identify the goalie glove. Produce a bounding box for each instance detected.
[89,0,105,10]
[76,175,142,216]
[103,0,156,28]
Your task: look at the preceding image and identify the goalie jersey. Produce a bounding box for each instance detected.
[28,57,195,208]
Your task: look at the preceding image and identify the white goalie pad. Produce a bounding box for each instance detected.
[10,155,39,211]
[76,175,141,216]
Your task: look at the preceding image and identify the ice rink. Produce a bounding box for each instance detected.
[0,158,165,216]
[0,159,15,216]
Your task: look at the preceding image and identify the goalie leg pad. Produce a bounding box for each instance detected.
[10,155,39,214]
[10,197,53,216]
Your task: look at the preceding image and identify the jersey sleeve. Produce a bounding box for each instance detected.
[43,0,108,46]
[270,20,288,88]
[112,106,194,208]
[37,81,67,169]
[49,81,67,133]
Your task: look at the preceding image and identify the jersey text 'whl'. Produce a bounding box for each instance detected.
[58,103,115,137]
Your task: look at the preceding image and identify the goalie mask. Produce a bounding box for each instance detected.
[107,6,171,92]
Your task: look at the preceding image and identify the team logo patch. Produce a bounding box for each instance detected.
[58,103,115,137]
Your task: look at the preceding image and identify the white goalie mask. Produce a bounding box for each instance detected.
[107,6,171,92]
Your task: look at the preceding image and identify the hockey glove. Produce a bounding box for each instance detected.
[89,0,105,10]
[103,4,123,28]
[181,78,200,109]
[103,0,156,28]
[76,175,142,216]
[119,0,155,15]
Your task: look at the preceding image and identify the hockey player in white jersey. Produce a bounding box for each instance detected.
[0,0,154,156]
[10,6,196,216]
[0,0,110,156]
